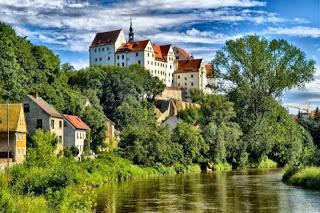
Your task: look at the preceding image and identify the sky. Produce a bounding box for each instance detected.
[0,0,319,112]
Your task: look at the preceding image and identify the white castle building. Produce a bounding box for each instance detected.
[89,22,213,96]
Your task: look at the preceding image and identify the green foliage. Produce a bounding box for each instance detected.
[213,162,232,171]
[120,124,183,166]
[257,159,277,169]
[177,108,201,125]
[172,122,208,165]
[286,167,320,189]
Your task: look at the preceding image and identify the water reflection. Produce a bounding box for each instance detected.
[96,169,320,212]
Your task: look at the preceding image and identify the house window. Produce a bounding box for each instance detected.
[178,83,180,87]
[77,133,79,139]
[108,56,110,60]
[185,83,187,86]
[122,55,124,59]
[136,52,139,57]
[98,48,100,52]
[191,74,194,78]
[59,136,62,142]
[122,62,125,67]
[99,57,102,61]
[138,60,141,64]
[185,77,187,80]
[117,63,120,66]
[117,55,120,60]
[107,47,109,51]
[94,49,96,52]
[178,75,180,79]
[170,65,172,69]
[51,120,55,129]
[24,104,30,113]
[102,48,104,51]
[191,82,194,86]
[95,58,97,62]
[148,53,150,57]
[36,119,42,129]
[59,121,62,128]
[151,61,153,65]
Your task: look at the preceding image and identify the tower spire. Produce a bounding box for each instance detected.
[129,17,134,42]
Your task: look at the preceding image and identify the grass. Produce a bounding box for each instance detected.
[283,167,320,190]
[213,162,232,171]
[258,159,278,169]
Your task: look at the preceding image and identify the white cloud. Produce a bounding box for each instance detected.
[70,58,89,70]
[267,26,320,38]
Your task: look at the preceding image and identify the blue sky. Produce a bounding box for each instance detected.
[0,0,319,111]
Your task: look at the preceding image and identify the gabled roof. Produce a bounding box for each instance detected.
[116,40,150,53]
[205,64,214,78]
[64,114,90,130]
[26,95,63,118]
[153,44,171,62]
[173,47,192,60]
[175,59,203,74]
[0,104,27,133]
[90,29,122,48]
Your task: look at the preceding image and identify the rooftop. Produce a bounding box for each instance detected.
[0,104,27,133]
[175,59,203,74]
[90,29,122,48]
[64,114,90,130]
[26,94,63,118]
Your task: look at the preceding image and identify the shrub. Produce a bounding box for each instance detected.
[288,167,320,189]
[258,159,278,169]
[213,162,232,171]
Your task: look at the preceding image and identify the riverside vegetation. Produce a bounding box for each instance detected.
[0,21,320,211]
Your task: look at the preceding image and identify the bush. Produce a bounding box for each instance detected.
[258,159,278,169]
[287,167,320,189]
[213,162,232,171]
[283,166,301,182]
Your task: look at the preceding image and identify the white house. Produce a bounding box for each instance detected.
[63,114,90,156]
[89,22,214,92]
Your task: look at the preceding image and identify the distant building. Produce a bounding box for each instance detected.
[63,114,90,156]
[23,94,64,152]
[89,22,214,92]
[0,104,27,163]
[104,117,120,151]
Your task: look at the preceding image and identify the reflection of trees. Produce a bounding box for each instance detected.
[96,170,289,212]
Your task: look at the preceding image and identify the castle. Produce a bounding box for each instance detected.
[89,21,214,96]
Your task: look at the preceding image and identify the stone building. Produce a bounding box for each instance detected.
[23,94,64,152]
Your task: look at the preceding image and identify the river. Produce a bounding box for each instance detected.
[96,169,320,212]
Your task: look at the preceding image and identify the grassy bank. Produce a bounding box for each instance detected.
[283,167,320,190]
[0,153,201,212]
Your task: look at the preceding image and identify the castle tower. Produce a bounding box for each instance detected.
[129,18,134,42]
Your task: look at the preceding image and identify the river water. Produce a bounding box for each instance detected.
[96,169,320,212]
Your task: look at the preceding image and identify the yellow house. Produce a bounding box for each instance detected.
[0,104,27,163]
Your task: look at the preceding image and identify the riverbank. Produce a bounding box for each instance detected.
[283,167,320,190]
[0,153,201,212]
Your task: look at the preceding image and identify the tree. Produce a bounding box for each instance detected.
[213,35,315,134]
[172,122,208,165]
[314,107,320,122]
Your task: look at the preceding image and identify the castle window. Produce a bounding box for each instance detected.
[122,62,125,67]
[170,65,172,69]
[147,61,149,65]
[151,61,153,65]
[108,56,110,60]
[148,53,150,57]
[117,63,120,66]
[94,49,96,52]
[185,83,187,86]
[191,74,194,78]
[102,48,104,51]
[122,55,124,59]
[185,77,187,80]
[178,83,180,87]
[95,58,98,62]
[136,52,139,57]
[98,48,100,52]
[191,82,194,86]
[178,75,180,79]
[117,55,119,60]
[107,47,109,51]
[138,60,141,64]
[99,57,102,61]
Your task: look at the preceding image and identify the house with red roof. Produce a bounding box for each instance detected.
[63,114,90,156]
[89,21,214,94]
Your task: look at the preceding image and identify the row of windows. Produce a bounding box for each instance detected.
[77,132,85,139]
[150,70,173,77]
[116,60,141,67]
[177,82,194,87]
[51,119,63,129]
[94,47,110,52]
[177,74,194,80]
[147,60,172,69]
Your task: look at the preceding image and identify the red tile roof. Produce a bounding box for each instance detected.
[90,29,122,48]
[175,59,202,74]
[27,95,63,118]
[152,44,171,62]
[64,114,90,130]
[205,64,214,78]
[116,40,150,53]
[173,47,192,60]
